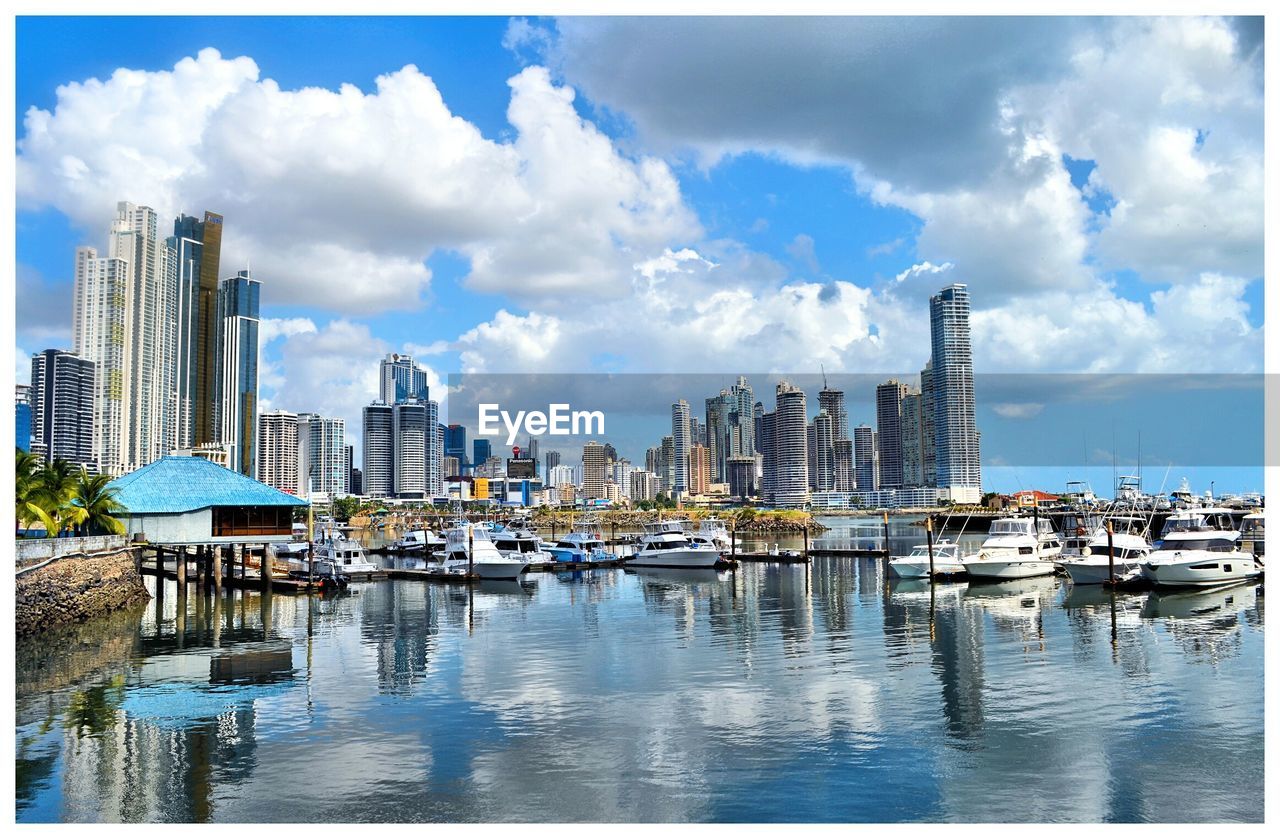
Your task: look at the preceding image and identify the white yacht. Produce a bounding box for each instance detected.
[436,523,530,580]
[312,531,380,578]
[628,520,723,569]
[963,516,1062,580]
[1240,511,1265,558]
[392,528,446,553]
[888,540,966,578]
[1058,508,1106,561]
[1059,514,1153,585]
[1141,508,1262,587]
[489,524,553,565]
[696,516,732,550]
[545,522,616,564]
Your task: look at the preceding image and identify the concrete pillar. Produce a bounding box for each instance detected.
[176,545,187,589]
[196,545,207,589]
[239,544,246,579]
[260,543,272,591]
[213,545,223,591]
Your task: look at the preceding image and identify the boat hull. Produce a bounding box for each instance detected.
[1141,552,1263,587]
[963,558,1057,580]
[473,560,529,580]
[888,559,966,578]
[1061,558,1145,586]
[628,548,722,569]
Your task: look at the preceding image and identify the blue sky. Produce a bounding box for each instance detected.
[13,16,1266,494]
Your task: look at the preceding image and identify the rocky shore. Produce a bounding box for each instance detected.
[15,548,150,638]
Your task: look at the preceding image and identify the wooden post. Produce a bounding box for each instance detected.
[926,515,935,578]
[155,546,165,593]
[239,544,246,580]
[882,510,890,557]
[468,526,475,578]
[803,525,809,561]
[213,545,223,591]
[176,545,187,589]
[261,543,272,591]
[196,545,207,589]
[731,527,737,561]
[1106,519,1116,585]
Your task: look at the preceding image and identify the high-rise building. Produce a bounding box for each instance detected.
[757,408,776,502]
[362,402,395,498]
[603,442,618,464]
[813,410,835,491]
[582,441,607,500]
[658,435,675,493]
[612,458,635,498]
[705,390,732,483]
[549,463,576,489]
[920,359,938,486]
[832,439,855,492]
[727,456,756,500]
[689,444,711,495]
[297,413,347,498]
[445,424,468,472]
[168,211,223,452]
[379,353,429,405]
[630,469,659,502]
[526,436,539,467]
[72,243,130,474]
[392,401,428,498]
[256,409,299,494]
[545,450,561,477]
[929,284,981,502]
[29,349,95,470]
[853,424,879,493]
[344,445,354,492]
[443,455,460,478]
[16,385,32,452]
[876,379,910,490]
[473,438,492,469]
[350,467,363,496]
[771,381,809,507]
[214,269,260,475]
[730,377,756,458]
[900,390,925,487]
[671,399,690,496]
[818,383,848,442]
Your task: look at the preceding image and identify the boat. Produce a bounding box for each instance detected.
[545,520,617,564]
[1058,507,1105,561]
[391,528,446,553]
[489,523,554,565]
[628,520,723,569]
[434,522,530,580]
[1140,508,1262,587]
[696,516,732,550]
[311,530,381,578]
[1059,513,1153,585]
[888,540,966,578]
[962,516,1063,580]
[766,544,804,559]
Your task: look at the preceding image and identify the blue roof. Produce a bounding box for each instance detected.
[109,456,309,514]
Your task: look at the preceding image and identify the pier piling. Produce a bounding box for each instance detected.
[926,516,935,578]
[176,545,187,589]
[213,545,223,591]
[260,544,272,591]
[1107,520,1116,585]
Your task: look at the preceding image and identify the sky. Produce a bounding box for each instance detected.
[12,15,1267,495]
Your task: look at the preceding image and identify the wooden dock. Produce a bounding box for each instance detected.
[732,552,810,564]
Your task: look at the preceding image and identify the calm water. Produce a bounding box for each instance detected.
[15,522,1264,823]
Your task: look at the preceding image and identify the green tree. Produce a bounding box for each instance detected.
[69,472,127,536]
[28,458,79,537]
[14,449,44,535]
[331,495,361,522]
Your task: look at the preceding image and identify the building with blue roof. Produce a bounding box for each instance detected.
[109,455,308,545]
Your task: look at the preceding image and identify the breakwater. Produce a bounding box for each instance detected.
[15,546,149,637]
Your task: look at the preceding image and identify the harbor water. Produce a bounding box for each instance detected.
[15,520,1264,823]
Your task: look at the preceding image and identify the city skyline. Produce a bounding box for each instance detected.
[12,15,1266,496]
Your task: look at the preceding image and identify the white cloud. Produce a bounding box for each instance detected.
[18,51,699,314]
[992,403,1046,420]
[259,317,317,344]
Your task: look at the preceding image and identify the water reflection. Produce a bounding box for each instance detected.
[15,556,1263,823]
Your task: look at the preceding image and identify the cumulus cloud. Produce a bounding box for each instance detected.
[17,50,698,313]
[259,317,317,344]
[993,403,1046,420]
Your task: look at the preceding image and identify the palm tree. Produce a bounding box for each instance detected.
[30,458,80,538]
[69,472,127,536]
[15,449,44,535]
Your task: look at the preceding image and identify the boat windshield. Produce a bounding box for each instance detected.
[989,520,1034,535]
[1156,537,1237,552]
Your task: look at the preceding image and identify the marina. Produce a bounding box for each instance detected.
[15,530,1265,823]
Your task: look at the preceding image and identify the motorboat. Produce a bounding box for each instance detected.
[489,523,554,565]
[1140,508,1262,587]
[435,522,530,580]
[696,516,732,550]
[1059,513,1153,585]
[311,530,380,578]
[628,520,723,569]
[391,528,446,553]
[888,540,966,578]
[963,516,1063,580]
[1240,511,1265,558]
[1058,507,1105,561]
[545,521,617,564]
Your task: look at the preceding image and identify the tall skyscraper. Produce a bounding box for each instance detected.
[473,438,492,469]
[727,456,756,500]
[168,211,223,451]
[256,410,299,494]
[29,349,95,470]
[832,439,855,492]
[72,243,131,474]
[379,353,429,405]
[920,359,938,486]
[689,444,711,495]
[853,424,879,493]
[705,390,732,483]
[214,269,260,475]
[730,376,756,458]
[544,450,561,477]
[658,435,675,493]
[813,410,835,491]
[818,382,848,442]
[16,385,32,452]
[445,424,468,471]
[900,390,925,487]
[582,441,607,500]
[929,284,981,502]
[769,381,809,507]
[671,399,691,496]
[344,445,354,492]
[297,413,347,498]
[363,402,395,497]
[876,379,910,490]
[392,401,428,498]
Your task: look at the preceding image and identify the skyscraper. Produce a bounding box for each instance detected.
[730,376,755,458]
[29,349,95,470]
[473,438,492,469]
[545,450,561,477]
[818,382,848,442]
[16,385,31,452]
[168,211,223,451]
[189,212,223,448]
[876,379,910,490]
[689,444,711,495]
[582,441,607,500]
[705,389,732,483]
[727,456,756,500]
[900,389,925,487]
[671,399,691,496]
[297,413,347,498]
[920,359,938,486]
[72,243,131,474]
[929,284,981,502]
[770,381,809,507]
[832,439,855,492]
[813,410,835,491]
[853,424,879,493]
[214,269,260,475]
[379,353,429,405]
[256,409,299,494]
[363,402,395,498]
[445,424,468,471]
[392,401,428,498]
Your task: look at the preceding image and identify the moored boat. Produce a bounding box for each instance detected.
[629,520,723,569]
[888,540,966,578]
[963,516,1062,580]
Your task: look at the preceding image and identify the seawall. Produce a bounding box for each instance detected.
[15,547,150,637]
